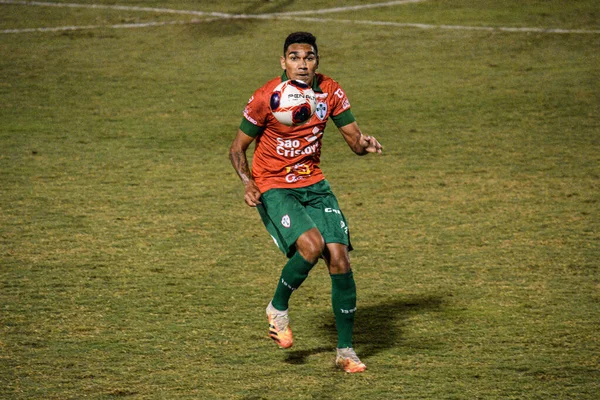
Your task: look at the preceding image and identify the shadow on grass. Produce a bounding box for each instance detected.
[284,295,444,364]
[354,296,444,358]
[284,346,333,365]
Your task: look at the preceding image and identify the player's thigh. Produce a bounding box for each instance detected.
[305,184,351,248]
[258,189,316,257]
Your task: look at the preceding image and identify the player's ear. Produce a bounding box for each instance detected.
[280,55,286,70]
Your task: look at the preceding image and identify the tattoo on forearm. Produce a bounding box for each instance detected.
[230,150,252,185]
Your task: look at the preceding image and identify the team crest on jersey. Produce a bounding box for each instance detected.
[315,101,327,120]
[281,214,291,228]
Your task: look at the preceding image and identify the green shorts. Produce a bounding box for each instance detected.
[257,180,352,258]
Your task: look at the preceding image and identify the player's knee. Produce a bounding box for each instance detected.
[296,228,325,263]
[328,258,351,275]
[325,244,351,274]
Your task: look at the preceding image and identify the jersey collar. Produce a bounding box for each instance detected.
[281,71,323,93]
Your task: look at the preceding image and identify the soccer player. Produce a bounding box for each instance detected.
[229,32,382,373]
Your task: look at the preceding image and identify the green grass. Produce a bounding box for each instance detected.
[1,1,599,399]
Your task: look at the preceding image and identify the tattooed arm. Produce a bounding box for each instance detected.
[229,129,262,207]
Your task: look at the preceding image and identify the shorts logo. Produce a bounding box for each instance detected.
[341,221,348,234]
[281,214,291,228]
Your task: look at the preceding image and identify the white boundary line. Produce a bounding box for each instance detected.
[1,0,599,35]
[274,15,600,34]
[0,19,204,34]
[0,0,235,17]
[268,0,427,16]
[1,0,426,16]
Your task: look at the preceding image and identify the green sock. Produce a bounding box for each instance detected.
[331,270,357,348]
[271,251,316,311]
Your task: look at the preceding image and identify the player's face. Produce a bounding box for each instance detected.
[280,43,319,85]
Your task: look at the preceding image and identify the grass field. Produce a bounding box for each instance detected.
[1,1,599,399]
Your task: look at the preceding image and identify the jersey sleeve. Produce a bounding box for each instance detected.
[239,87,269,138]
[331,108,355,128]
[328,80,356,128]
[239,117,263,138]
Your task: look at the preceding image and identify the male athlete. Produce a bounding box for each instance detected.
[229,32,382,373]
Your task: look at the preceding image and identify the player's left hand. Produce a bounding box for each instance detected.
[362,135,383,154]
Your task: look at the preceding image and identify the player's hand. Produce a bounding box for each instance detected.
[244,181,262,207]
[362,135,383,154]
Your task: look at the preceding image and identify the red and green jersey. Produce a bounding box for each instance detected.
[240,72,355,193]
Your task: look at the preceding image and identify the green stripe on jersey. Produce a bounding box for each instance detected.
[331,109,356,128]
[240,118,263,138]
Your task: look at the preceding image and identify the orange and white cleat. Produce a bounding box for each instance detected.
[336,347,367,373]
[266,302,293,349]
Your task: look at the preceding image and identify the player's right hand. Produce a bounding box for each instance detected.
[244,182,262,207]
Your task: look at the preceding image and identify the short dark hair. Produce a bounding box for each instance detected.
[283,32,318,57]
